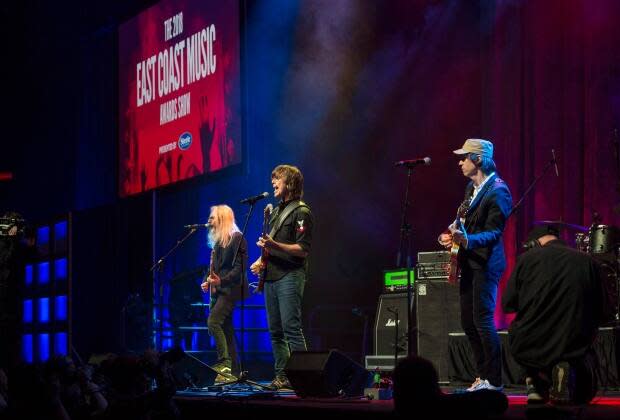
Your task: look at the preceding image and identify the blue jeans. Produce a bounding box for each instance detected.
[264,269,307,378]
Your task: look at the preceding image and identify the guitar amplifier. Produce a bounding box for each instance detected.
[416,251,459,281]
[416,278,462,382]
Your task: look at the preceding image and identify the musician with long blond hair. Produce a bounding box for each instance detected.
[200,205,248,380]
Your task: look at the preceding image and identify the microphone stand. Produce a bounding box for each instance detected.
[396,164,416,357]
[222,199,270,390]
[508,155,557,219]
[150,228,199,351]
[386,307,400,370]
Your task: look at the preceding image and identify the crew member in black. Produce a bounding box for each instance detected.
[200,205,248,381]
[503,225,606,404]
[250,164,314,390]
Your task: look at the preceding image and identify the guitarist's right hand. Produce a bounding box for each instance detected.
[250,258,264,275]
[200,280,210,293]
[438,232,453,249]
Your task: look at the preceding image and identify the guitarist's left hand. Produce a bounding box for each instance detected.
[257,234,275,249]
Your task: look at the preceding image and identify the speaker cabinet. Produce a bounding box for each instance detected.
[284,350,372,397]
[373,293,414,356]
[170,353,218,389]
[416,278,461,382]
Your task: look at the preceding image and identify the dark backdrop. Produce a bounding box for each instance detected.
[1,0,620,358]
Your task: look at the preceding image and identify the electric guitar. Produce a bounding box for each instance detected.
[208,248,217,296]
[255,203,273,293]
[447,198,471,285]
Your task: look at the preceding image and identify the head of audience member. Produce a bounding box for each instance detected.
[393,356,441,414]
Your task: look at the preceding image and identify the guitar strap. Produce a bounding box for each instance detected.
[269,200,308,238]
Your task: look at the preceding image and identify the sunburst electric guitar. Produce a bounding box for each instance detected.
[255,203,273,293]
[447,198,471,285]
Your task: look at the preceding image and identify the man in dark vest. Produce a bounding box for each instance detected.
[250,164,314,390]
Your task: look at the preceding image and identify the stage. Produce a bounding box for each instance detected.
[173,385,620,419]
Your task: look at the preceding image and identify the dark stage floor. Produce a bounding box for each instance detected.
[172,383,620,419]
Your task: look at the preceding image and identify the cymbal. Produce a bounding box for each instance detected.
[534,220,588,232]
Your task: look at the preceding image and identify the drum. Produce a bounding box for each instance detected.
[575,232,589,253]
[589,225,620,254]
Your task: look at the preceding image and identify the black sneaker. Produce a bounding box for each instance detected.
[526,379,549,404]
[268,376,292,390]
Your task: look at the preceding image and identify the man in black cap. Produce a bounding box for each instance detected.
[502,225,606,404]
[439,139,512,392]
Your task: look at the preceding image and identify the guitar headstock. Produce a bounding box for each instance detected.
[264,203,273,216]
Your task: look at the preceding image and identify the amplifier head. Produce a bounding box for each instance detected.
[417,251,450,264]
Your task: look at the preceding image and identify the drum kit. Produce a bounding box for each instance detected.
[536,220,620,323]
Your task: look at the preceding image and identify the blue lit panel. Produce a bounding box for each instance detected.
[244,292,264,305]
[162,338,174,350]
[22,334,33,363]
[191,330,199,351]
[37,226,50,256]
[54,221,68,254]
[55,296,67,321]
[37,262,50,285]
[233,308,268,329]
[38,297,50,323]
[239,331,271,352]
[54,258,67,282]
[38,334,50,361]
[23,300,33,323]
[25,264,33,286]
[55,332,68,356]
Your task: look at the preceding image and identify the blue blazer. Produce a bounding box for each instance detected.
[458,174,513,275]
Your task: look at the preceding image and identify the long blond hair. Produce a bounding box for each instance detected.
[207,205,240,248]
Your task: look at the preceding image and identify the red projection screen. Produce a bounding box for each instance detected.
[118,0,241,197]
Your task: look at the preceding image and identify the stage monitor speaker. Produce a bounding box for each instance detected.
[284,350,372,397]
[416,278,461,382]
[170,352,218,390]
[373,292,414,356]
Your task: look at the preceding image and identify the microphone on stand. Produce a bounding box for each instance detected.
[240,192,269,205]
[551,149,559,177]
[394,157,431,167]
[184,223,212,229]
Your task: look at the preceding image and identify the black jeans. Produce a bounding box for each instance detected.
[460,266,502,386]
[207,294,238,371]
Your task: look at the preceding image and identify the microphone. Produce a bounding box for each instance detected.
[240,192,269,205]
[394,157,431,167]
[551,149,559,177]
[184,223,211,229]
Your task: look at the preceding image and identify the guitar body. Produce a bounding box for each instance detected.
[255,203,273,293]
[447,198,471,285]
[447,221,463,285]
[208,248,217,296]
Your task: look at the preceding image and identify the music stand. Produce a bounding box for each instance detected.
[150,228,200,351]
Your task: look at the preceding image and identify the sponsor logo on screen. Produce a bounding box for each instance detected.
[178,132,192,150]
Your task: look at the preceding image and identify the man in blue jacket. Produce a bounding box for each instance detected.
[439,139,513,392]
